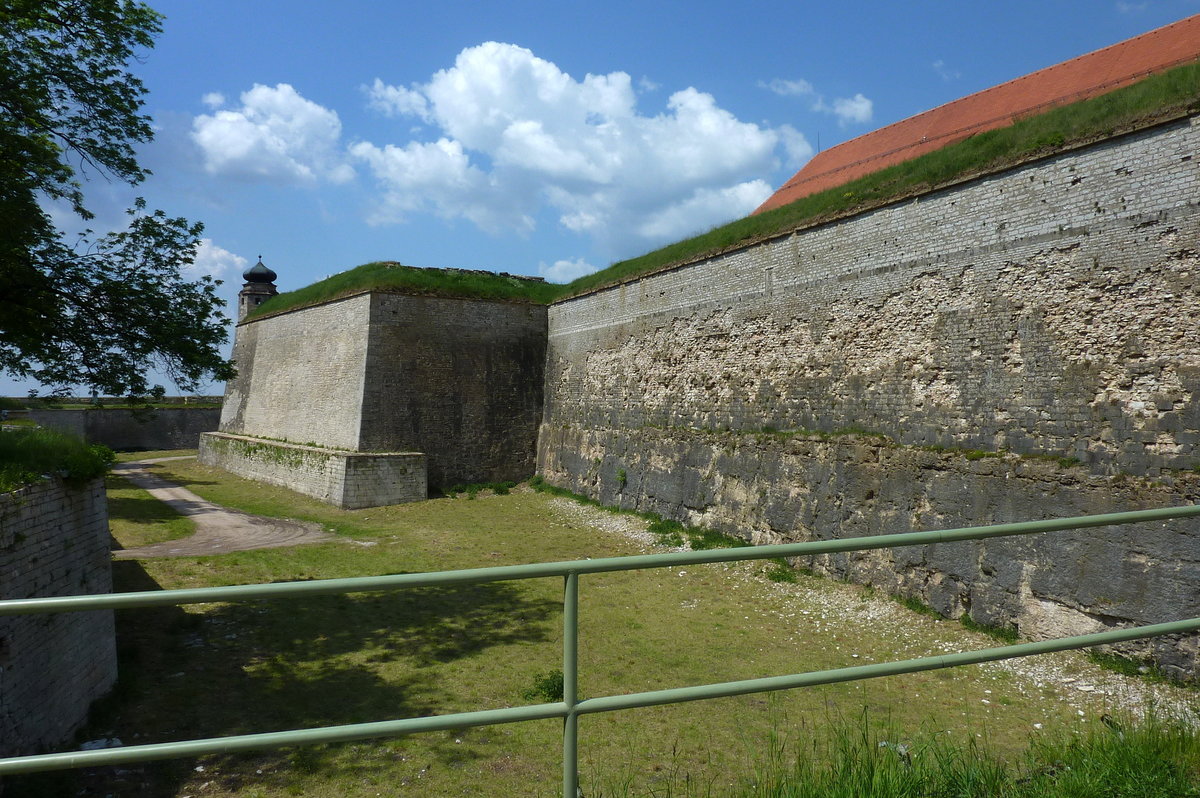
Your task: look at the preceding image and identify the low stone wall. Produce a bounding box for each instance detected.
[199,432,426,509]
[0,477,117,757]
[29,407,221,451]
[539,423,1200,679]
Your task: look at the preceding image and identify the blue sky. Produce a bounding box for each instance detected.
[9,0,1198,397]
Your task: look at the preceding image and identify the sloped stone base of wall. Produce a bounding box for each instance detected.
[199,433,426,509]
[538,422,1200,680]
[0,477,117,758]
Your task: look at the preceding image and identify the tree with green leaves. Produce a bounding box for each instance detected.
[0,0,233,399]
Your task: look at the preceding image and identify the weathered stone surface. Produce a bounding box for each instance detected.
[0,478,117,757]
[217,292,546,492]
[545,117,1200,476]
[538,424,1200,679]
[199,432,426,509]
[538,115,1200,678]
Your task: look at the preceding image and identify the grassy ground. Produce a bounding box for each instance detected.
[106,473,196,549]
[12,456,1197,796]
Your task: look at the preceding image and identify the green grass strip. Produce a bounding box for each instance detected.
[249,261,563,318]
[562,59,1200,298]
[247,61,1198,318]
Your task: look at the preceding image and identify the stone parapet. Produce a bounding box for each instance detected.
[199,432,426,509]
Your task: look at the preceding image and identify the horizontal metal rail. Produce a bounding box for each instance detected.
[1,502,1198,795]
[4,503,1198,617]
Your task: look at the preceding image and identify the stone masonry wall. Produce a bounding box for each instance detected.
[199,432,426,509]
[545,116,1200,476]
[358,294,546,489]
[219,293,372,450]
[0,478,117,757]
[539,425,1200,678]
[218,292,545,493]
[540,116,1200,676]
[29,408,220,451]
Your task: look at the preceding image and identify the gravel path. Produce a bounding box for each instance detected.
[111,457,333,559]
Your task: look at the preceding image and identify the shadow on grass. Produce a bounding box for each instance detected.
[8,562,561,797]
[105,494,188,526]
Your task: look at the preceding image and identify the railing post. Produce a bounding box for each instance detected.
[562,571,579,798]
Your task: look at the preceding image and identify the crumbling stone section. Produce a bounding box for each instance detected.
[0,478,117,757]
[199,432,426,509]
[545,116,1200,477]
[539,423,1200,679]
[539,115,1200,678]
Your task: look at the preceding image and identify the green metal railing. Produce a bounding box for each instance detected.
[2,504,1200,796]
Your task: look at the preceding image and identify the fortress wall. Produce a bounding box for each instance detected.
[218,293,372,451]
[0,478,116,756]
[199,432,426,508]
[359,294,546,489]
[540,116,1200,674]
[538,425,1200,679]
[29,407,220,451]
[545,116,1200,476]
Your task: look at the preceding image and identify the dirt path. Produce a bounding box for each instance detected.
[111,456,333,558]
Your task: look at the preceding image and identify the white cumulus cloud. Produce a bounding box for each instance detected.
[539,257,597,282]
[358,42,792,255]
[760,78,817,97]
[764,77,874,127]
[192,83,354,184]
[364,77,430,121]
[186,239,247,281]
[832,93,873,126]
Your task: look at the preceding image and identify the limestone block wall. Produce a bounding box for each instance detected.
[0,478,117,757]
[219,293,372,450]
[29,408,220,451]
[540,115,1200,676]
[539,425,1200,679]
[545,115,1200,476]
[218,292,546,493]
[199,432,426,509]
[359,294,547,488]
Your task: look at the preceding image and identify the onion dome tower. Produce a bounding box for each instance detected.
[238,256,278,321]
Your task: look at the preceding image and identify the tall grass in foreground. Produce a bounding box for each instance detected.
[607,711,1200,798]
[0,427,113,491]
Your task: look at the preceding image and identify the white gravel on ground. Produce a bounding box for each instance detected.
[547,497,1199,724]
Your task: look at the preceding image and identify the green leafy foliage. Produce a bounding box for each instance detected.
[0,427,114,491]
[520,669,565,703]
[0,1,233,399]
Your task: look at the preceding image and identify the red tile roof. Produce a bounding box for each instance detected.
[755,14,1200,214]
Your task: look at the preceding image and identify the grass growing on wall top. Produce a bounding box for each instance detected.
[245,60,1199,316]
[0,427,114,492]
[561,58,1200,297]
[248,260,565,318]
